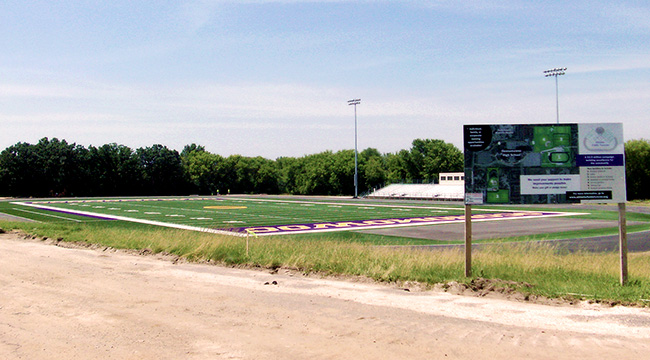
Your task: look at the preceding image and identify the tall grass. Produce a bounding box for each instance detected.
[3,220,650,304]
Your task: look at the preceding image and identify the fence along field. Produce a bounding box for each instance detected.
[10,196,575,237]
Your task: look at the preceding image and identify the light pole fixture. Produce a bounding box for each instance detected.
[544,67,567,124]
[348,98,361,198]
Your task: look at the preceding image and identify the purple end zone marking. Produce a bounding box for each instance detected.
[228,211,565,236]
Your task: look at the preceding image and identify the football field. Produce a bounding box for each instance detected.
[10,196,572,237]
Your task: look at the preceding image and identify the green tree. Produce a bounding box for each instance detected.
[407,139,463,182]
[137,144,187,195]
[184,150,224,195]
[0,142,40,197]
[359,148,386,191]
[293,151,335,195]
[88,143,142,196]
[276,156,300,194]
[0,138,90,197]
[329,150,355,195]
[384,150,411,183]
[625,139,650,200]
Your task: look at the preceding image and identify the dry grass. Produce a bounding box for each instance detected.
[4,221,650,304]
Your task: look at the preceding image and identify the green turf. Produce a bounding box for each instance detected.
[6,196,469,230]
[3,196,649,246]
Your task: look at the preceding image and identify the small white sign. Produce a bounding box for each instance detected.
[520,175,581,195]
[465,193,484,205]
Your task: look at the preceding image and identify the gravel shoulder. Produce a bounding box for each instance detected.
[2,232,650,359]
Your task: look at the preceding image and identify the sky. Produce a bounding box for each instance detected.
[2,0,649,159]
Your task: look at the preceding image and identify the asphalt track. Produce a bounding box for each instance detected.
[361,213,650,253]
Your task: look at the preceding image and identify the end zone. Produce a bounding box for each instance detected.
[232,211,583,236]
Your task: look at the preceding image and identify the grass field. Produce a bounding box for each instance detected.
[10,196,466,230]
[2,196,650,304]
[3,195,650,243]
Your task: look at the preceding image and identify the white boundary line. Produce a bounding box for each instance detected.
[11,201,246,237]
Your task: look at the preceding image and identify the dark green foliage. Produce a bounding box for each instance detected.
[136,144,188,195]
[625,139,650,200]
[88,143,142,196]
[0,138,90,197]
[0,137,463,197]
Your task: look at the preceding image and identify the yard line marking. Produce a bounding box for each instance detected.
[226,196,540,213]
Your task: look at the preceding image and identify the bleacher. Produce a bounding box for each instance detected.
[364,172,465,201]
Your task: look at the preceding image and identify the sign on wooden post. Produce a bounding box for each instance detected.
[463,123,627,281]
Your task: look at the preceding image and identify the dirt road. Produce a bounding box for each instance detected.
[2,232,650,359]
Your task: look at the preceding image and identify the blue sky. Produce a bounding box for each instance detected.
[2,0,649,158]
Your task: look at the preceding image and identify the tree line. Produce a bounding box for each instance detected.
[0,138,463,198]
[2,137,649,200]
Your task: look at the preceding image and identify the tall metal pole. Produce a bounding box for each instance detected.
[544,68,566,124]
[348,99,361,198]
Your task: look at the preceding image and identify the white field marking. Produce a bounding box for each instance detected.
[145,212,161,215]
[191,217,213,220]
[29,197,220,205]
[358,207,375,209]
[392,208,411,211]
[11,208,82,222]
[225,196,500,213]
[301,204,314,207]
[11,201,245,237]
[223,220,244,224]
[328,205,342,208]
[108,208,121,210]
[118,202,223,215]
[92,206,105,208]
[125,210,139,212]
[166,214,185,217]
[6,209,43,222]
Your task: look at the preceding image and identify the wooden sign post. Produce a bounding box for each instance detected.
[464,204,472,278]
[619,202,628,285]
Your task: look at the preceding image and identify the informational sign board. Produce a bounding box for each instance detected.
[463,123,626,205]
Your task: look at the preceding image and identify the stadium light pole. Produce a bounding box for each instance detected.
[348,99,361,198]
[544,67,567,124]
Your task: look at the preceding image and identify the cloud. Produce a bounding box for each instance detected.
[0,84,84,99]
[571,55,650,74]
[602,3,650,31]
